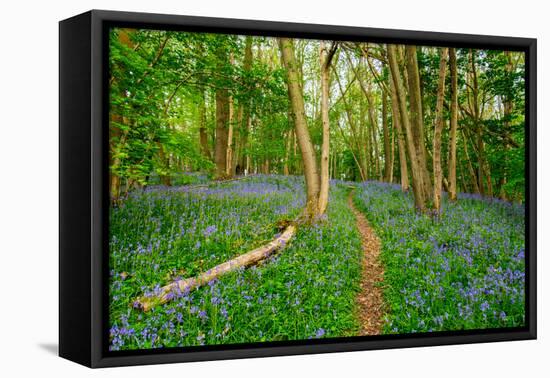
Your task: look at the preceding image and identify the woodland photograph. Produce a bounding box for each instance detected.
[108,28,526,351]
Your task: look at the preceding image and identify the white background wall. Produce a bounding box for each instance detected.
[0,0,547,376]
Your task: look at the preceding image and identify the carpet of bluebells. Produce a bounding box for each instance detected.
[109,175,363,350]
[109,175,525,350]
[353,182,525,334]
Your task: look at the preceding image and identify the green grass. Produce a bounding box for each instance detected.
[353,181,525,334]
[109,176,363,350]
[109,175,525,350]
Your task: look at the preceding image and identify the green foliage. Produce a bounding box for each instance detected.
[109,29,290,189]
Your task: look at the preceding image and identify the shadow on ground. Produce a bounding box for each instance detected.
[38,343,58,356]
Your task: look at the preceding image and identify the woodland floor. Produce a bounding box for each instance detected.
[108,175,525,350]
[348,188,385,335]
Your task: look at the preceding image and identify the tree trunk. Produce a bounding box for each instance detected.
[382,91,392,182]
[334,68,368,180]
[283,130,291,175]
[405,45,432,202]
[448,48,458,201]
[214,47,230,179]
[433,48,449,214]
[389,106,395,183]
[469,50,486,195]
[225,93,234,177]
[335,121,366,181]
[236,37,254,175]
[318,41,336,215]
[279,37,321,219]
[366,93,381,180]
[389,71,409,192]
[499,51,514,200]
[388,44,427,212]
[214,87,230,178]
[461,129,481,194]
[198,90,211,159]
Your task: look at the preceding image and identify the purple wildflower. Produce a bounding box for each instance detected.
[315,328,326,338]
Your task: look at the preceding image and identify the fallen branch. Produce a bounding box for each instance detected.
[134,224,296,311]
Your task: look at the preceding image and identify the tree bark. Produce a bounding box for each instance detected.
[499,51,514,200]
[318,41,337,215]
[469,50,486,195]
[225,92,234,176]
[198,90,211,159]
[388,44,427,212]
[214,46,230,179]
[214,88,230,178]
[388,70,409,192]
[433,48,449,214]
[333,68,368,180]
[382,90,392,182]
[448,48,458,201]
[405,45,432,202]
[235,37,254,175]
[279,38,321,219]
[366,91,381,180]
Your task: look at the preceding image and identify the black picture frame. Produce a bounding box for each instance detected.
[59,9,537,368]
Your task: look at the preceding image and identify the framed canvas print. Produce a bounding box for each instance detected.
[59,9,536,368]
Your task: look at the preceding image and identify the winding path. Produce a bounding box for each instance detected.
[347,189,385,335]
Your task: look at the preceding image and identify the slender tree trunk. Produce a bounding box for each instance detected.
[360,97,371,179]
[389,109,395,183]
[198,90,211,159]
[499,51,514,200]
[389,72,409,192]
[460,171,468,193]
[433,48,449,214]
[283,130,291,175]
[382,91,392,182]
[461,129,481,194]
[214,46,230,179]
[448,48,458,201]
[405,45,432,202]
[225,93,234,176]
[336,121,366,181]
[236,37,254,175]
[334,69,368,180]
[318,41,336,215]
[469,50,486,195]
[231,105,243,176]
[366,94,381,180]
[279,37,321,219]
[214,87,230,178]
[388,44,427,212]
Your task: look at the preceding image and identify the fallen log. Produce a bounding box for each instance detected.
[134,224,296,311]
